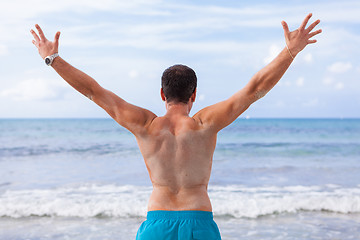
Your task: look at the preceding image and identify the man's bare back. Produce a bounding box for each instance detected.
[137,106,217,211]
[31,13,321,239]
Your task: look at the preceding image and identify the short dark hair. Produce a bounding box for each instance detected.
[161,64,197,104]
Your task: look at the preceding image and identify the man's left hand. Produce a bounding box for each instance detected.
[31,24,60,59]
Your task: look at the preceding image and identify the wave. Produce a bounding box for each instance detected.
[0,143,137,157]
[0,184,359,219]
[209,185,360,218]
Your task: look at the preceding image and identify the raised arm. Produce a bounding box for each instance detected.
[194,13,322,132]
[30,24,156,135]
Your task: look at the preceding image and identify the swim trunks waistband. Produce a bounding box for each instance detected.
[147,210,213,220]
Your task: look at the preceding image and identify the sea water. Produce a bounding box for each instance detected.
[0,118,359,239]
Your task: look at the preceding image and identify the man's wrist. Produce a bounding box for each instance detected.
[285,44,295,60]
[44,53,59,66]
[51,55,61,68]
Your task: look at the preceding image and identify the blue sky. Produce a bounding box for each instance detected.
[0,0,359,118]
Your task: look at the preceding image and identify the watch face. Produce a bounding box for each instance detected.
[45,58,51,65]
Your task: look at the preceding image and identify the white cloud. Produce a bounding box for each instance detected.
[312,1,360,24]
[263,44,282,64]
[316,26,360,58]
[303,53,313,63]
[302,98,319,107]
[2,0,359,27]
[128,70,139,79]
[0,78,68,101]
[0,44,8,56]
[284,81,291,87]
[322,78,345,90]
[296,77,304,87]
[1,0,360,46]
[1,0,360,118]
[322,78,333,86]
[327,62,353,73]
[335,82,344,90]
[198,94,205,101]
[62,22,262,54]
[275,100,285,107]
[0,0,164,20]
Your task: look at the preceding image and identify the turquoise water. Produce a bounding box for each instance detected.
[0,118,360,239]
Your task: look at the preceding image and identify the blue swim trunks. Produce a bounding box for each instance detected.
[136,210,221,240]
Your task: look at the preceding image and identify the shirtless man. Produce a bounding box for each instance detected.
[31,13,321,239]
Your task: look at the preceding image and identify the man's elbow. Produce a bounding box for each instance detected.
[254,89,267,100]
[245,80,267,102]
[246,87,267,102]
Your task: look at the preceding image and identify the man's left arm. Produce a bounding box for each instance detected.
[31,24,156,135]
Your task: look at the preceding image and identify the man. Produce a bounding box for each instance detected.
[31,13,321,239]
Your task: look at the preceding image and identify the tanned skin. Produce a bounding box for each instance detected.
[31,14,321,212]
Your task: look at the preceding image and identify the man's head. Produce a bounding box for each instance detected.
[161,64,197,104]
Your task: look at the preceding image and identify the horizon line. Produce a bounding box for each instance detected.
[1,117,359,120]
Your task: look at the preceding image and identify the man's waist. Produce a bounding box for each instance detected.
[152,183,208,193]
[147,210,213,220]
[148,185,212,212]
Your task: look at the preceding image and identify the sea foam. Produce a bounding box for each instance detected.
[0,184,359,218]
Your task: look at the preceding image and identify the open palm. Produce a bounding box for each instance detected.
[30,24,60,59]
[282,13,322,57]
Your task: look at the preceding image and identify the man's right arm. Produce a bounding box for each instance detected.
[193,13,322,132]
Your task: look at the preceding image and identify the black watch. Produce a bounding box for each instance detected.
[44,53,59,66]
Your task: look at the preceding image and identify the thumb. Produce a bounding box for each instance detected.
[281,21,290,35]
[54,31,61,45]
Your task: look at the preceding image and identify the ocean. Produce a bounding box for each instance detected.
[0,118,359,240]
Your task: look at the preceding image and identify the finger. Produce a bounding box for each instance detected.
[306,19,320,33]
[30,29,40,42]
[300,13,312,30]
[308,29,322,39]
[282,21,290,35]
[35,24,46,40]
[32,40,39,48]
[54,31,61,45]
[308,39,317,44]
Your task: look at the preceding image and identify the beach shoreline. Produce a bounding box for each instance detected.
[1,211,359,240]
[1,118,359,239]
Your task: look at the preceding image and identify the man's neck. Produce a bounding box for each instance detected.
[165,102,192,117]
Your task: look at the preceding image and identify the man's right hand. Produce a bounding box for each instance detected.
[31,24,60,59]
[281,13,322,58]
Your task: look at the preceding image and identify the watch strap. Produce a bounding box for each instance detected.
[45,53,59,66]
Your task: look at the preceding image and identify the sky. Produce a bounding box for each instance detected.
[0,0,359,118]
